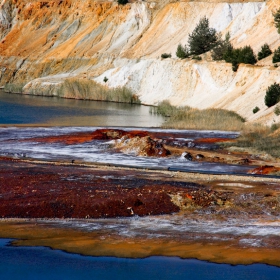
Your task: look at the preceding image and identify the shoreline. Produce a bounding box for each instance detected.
[0,218,280,267]
[3,156,280,182]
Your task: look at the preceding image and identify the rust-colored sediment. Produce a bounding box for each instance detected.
[0,157,280,266]
[20,128,280,171]
[0,157,181,218]
[249,165,280,175]
[1,156,280,219]
[0,221,279,267]
[24,129,150,145]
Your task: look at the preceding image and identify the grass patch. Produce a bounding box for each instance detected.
[223,123,280,158]
[57,78,140,104]
[274,105,280,116]
[4,83,26,93]
[152,100,245,131]
[150,100,189,117]
[153,101,280,158]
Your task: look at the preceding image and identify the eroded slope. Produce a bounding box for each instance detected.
[0,0,280,124]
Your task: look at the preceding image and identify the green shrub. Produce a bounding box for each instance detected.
[271,123,280,132]
[236,46,257,64]
[253,106,260,114]
[117,0,128,5]
[161,53,171,59]
[257,43,272,60]
[224,45,257,72]
[273,8,280,34]
[211,32,232,61]
[103,76,108,83]
[176,44,189,59]
[223,44,234,63]
[274,105,280,116]
[223,47,237,68]
[272,47,280,63]
[192,55,202,60]
[188,17,218,55]
[265,82,280,107]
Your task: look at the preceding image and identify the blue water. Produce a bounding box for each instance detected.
[0,239,279,280]
[0,91,163,126]
[1,92,279,279]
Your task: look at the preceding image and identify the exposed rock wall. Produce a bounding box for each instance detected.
[95,59,280,124]
[0,0,280,125]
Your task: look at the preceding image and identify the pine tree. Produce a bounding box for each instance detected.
[257,43,272,60]
[272,47,280,63]
[265,83,280,107]
[273,8,280,34]
[188,17,218,55]
[211,32,232,61]
[238,46,257,65]
[224,45,256,72]
[176,43,189,59]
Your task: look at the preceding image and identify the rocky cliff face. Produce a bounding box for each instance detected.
[0,0,280,125]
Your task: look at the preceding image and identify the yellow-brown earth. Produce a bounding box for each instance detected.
[0,220,280,266]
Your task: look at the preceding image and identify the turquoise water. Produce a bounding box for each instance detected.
[0,91,164,127]
[0,239,279,280]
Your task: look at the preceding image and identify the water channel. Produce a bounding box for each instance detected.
[0,91,164,127]
[1,239,279,280]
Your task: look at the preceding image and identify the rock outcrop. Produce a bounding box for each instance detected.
[114,135,171,157]
[0,0,280,125]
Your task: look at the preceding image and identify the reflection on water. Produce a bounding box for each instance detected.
[40,214,280,248]
[0,91,164,127]
[0,239,279,280]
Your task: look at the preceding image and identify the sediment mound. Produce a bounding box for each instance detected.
[114,135,171,157]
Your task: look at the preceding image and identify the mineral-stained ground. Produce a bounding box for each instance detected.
[1,128,280,266]
[0,156,280,219]
[1,156,280,265]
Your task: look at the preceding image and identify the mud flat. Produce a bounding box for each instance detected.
[0,157,280,266]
